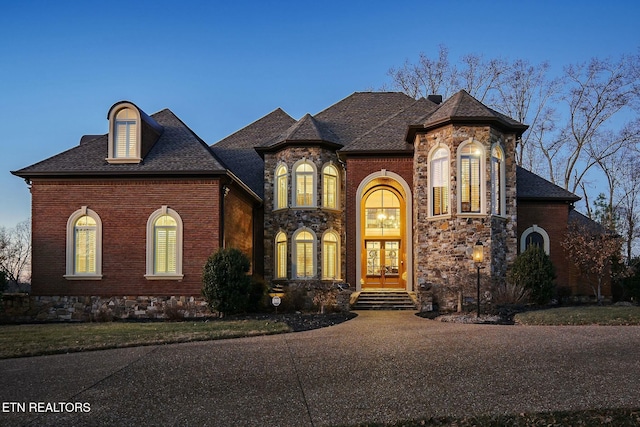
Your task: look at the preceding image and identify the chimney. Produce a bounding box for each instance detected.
[427,95,443,105]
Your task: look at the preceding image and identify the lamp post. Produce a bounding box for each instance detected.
[473,241,484,318]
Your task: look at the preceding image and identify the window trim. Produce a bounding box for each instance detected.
[520,225,550,255]
[274,163,288,210]
[292,159,317,208]
[322,229,340,280]
[322,163,340,210]
[457,139,486,216]
[491,143,506,217]
[428,144,450,218]
[292,227,317,279]
[65,206,103,280]
[145,206,184,280]
[275,231,288,279]
[106,103,142,164]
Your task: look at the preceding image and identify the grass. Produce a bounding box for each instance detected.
[513,305,640,325]
[0,319,291,359]
[346,407,640,426]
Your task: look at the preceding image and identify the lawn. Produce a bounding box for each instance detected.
[0,319,290,359]
[513,305,640,325]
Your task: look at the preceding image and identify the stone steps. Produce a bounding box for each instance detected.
[352,291,417,310]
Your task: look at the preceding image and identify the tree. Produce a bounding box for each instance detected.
[561,218,625,302]
[507,246,556,305]
[0,219,31,291]
[202,248,251,316]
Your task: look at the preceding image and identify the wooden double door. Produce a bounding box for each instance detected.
[364,239,403,288]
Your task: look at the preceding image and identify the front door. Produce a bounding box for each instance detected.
[365,240,401,288]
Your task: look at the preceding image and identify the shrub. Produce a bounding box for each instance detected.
[202,248,251,316]
[508,246,556,305]
[492,281,531,305]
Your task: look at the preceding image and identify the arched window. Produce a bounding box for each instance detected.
[65,207,102,279]
[430,147,449,216]
[322,164,339,209]
[275,164,288,210]
[146,206,183,279]
[293,160,316,207]
[491,144,505,216]
[520,225,550,255]
[458,141,484,214]
[275,231,287,279]
[107,104,141,163]
[293,228,316,279]
[322,230,340,280]
[365,188,401,237]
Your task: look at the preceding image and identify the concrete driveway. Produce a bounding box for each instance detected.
[1,311,640,426]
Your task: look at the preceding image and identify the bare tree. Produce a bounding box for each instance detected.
[553,55,640,193]
[0,219,31,290]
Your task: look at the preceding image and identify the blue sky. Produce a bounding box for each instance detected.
[1,0,638,228]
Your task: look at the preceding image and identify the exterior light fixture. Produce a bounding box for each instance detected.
[473,241,483,318]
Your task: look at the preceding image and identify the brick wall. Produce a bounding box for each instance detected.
[344,156,414,287]
[30,178,221,296]
[223,184,255,270]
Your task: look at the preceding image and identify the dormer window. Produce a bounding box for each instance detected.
[107,103,142,164]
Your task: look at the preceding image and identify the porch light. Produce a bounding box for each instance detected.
[473,241,483,318]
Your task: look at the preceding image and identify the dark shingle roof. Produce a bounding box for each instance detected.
[516,166,580,201]
[423,90,528,134]
[13,109,226,177]
[341,98,438,152]
[314,92,418,146]
[211,108,296,198]
[258,113,341,150]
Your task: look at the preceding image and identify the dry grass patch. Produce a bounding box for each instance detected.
[0,320,290,359]
[514,306,640,326]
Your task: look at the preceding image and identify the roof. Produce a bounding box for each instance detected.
[13,108,227,178]
[341,97,438,153]
[407,90,529,141]
[568,209,611,234]
[516,166,580,202]
[211,108,296,198]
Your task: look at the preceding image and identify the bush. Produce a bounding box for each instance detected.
[508,246,556,305]
[202,248,251,316]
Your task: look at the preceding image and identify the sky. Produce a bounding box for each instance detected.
[1,0,638,229]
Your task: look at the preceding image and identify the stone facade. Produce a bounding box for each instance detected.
[1,294,212,323]
[262,146,345,287]
[413,124,518,310]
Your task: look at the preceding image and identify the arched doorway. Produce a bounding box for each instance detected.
[355,171,412,291]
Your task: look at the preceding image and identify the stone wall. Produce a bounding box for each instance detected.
[1,294,213,323]
[262,146,345,284]
[413,124,518,310]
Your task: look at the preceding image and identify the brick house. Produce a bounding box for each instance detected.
[12,91,606,318]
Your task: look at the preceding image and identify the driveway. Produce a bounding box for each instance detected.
[1,311,640,426]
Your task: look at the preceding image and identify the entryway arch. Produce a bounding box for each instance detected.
[355,170,413,292]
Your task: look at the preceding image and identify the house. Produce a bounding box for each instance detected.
[11,91,605,319]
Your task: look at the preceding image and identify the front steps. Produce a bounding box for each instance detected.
[351,290,417,310]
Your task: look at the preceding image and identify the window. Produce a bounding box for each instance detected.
[491,145,505,216]
[114,108,138,158]
[293,228,316,279]
[458,142,484,214]
[275,231,287,279]
[322,231,340,280]
[65,207,102,279]
[275,164,288,210]
[294,160,316,207]
[107,104,141,163]
[430,147,449,216]
[520,225,550,255]
[365,188,401,237]
[146,206,183,279]
[322,164,339,209]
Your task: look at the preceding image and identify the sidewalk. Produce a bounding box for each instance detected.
[2,311,640,426]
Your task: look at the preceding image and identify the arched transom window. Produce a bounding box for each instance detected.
[323,164,338,209]
[294,229,316,278]
[459,142,484,214]
[275,164,288,210]
[275,231,287,279]
[294,161,315,207]
[365,188,401,236]
[322,231,340,280]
